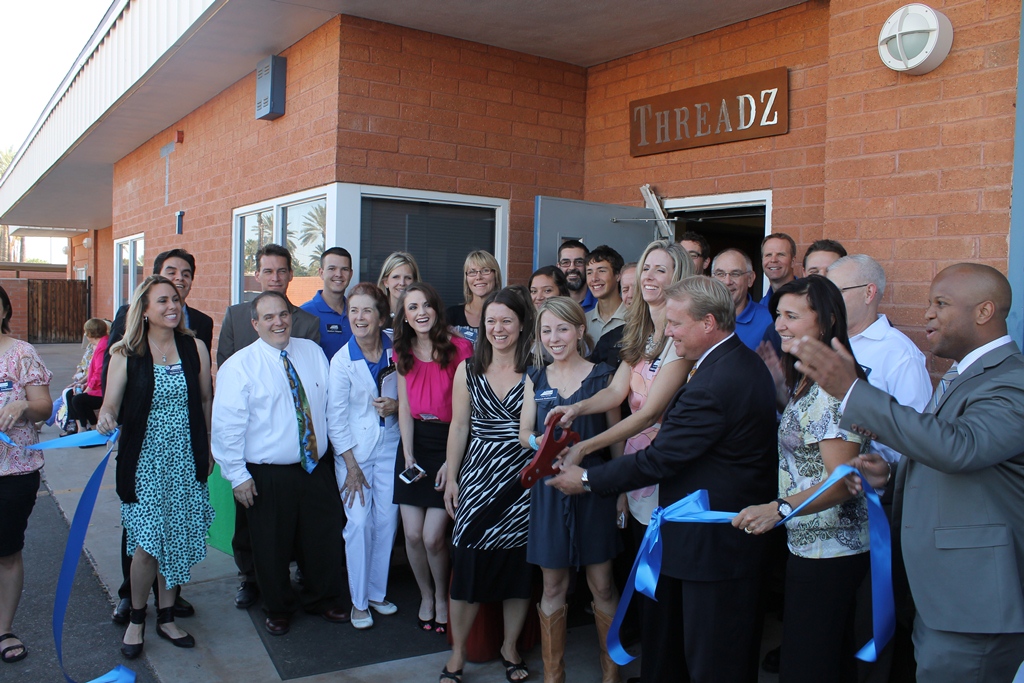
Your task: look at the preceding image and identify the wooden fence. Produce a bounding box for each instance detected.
[27,279,90,343]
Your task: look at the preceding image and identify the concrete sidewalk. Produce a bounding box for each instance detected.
[33,343,644,683]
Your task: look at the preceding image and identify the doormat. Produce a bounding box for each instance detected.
[246,563,450,680]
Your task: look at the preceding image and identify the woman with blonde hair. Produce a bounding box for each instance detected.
[377,252,421,325]
[97,275,214,659]
[446,250,502,346]
[550,240,695,528]
[519,296,623,683]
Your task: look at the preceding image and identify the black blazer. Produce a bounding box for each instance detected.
[588,334,779,581]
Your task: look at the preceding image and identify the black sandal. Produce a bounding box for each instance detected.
[121,607,147,659]
[156,606,195,648]
[433,620,448,634]
[440,666,463,682]
[418,617,436,631]
[501,657,530,682]
[0,633,27,664]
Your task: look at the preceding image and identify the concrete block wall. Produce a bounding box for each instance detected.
[334,16,587,284]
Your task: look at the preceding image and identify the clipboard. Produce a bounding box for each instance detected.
[519,419,579,488]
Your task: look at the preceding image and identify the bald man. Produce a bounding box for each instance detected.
[789,263,1024,683]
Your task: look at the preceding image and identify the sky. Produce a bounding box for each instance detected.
[0,0,114,154]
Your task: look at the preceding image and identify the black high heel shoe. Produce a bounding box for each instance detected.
[121,607,146,659]
[155,607,195,648]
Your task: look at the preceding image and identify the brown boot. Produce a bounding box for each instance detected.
[538,603,568,683]
[592,602,620,683]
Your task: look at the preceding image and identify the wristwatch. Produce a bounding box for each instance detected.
[581,469,592,493]
[775,498,792,518]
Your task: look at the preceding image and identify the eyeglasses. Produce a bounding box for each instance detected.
[711,269,751,280]
[558,258,585,268]
[839,284,870,292]
[465,268,495,278]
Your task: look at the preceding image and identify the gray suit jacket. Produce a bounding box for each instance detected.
[216,300,321,368]
[842,341,1024,634]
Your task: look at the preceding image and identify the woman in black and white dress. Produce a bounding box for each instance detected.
[442,286,535,683]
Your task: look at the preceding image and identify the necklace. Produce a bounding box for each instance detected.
[150,336,174,363]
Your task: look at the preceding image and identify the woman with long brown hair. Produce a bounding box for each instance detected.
[98,275,214,659]
[393,282,473,634]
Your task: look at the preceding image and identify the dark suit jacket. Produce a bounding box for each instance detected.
[216,300,321,367]
[588,334,779,581]
[842,341,1024,634]
[103,303,214,392]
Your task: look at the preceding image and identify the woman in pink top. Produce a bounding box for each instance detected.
[393,282,473,635]
[68,318,110,428]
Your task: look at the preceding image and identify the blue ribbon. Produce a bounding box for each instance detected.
[607,465,894,667]
[3,428,136,683]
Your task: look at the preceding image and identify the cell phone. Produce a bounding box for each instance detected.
[399,463,426,484]
[617,511,628,529]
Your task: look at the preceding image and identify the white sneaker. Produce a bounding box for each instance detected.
[351,606,374,630]
[367,599,398,616]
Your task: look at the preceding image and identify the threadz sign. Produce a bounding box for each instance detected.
[629,67,789,157]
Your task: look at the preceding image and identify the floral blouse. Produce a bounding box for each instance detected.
[779,381,870,559]
[0,340,53,476]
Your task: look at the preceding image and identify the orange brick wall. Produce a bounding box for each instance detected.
[823,0,1019,366]
[94,227,113,318]
[0,280,28,340]
[335,16,586,283]
[585,1,830,245]
[584,0,1019,371]
[110,18,345,329]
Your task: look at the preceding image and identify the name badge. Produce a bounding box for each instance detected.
[649,358,661,373]
[0,380,13,392]
[164,364,184,375]
[327,323,344,334]
[536,388,558,402]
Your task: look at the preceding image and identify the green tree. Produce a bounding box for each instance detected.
[298,203,327,272]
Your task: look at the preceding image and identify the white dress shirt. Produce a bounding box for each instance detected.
[212,337,330,488]
[849,314,932,462]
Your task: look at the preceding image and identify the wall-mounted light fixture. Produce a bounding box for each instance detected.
[878,4,953,75]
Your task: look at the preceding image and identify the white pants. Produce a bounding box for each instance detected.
[335,426,400,611]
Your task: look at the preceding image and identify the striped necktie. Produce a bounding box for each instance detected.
[281,350,319,473]
[932,365,959,410]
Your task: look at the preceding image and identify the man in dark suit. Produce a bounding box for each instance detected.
[217,243,321,610]
[106,248,212,623]
[549,275,779,683]
[790,263,1024,683]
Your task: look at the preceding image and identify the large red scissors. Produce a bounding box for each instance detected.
[519,420,579,488]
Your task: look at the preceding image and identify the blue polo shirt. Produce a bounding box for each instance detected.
[300,290,351,361]
[734,295,773,350]
[580,289,598,312]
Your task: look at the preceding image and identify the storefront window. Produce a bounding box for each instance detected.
[113,234,145,309]
[360,198,496,309]
[283,198,326,278]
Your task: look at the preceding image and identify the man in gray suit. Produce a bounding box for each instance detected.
[218,242,322,609]
[217,243,321,367]
[790,263,1024,683]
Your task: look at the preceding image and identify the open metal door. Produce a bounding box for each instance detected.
[533,196,666,268]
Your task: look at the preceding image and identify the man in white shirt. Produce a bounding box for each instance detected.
[827,254,932,463]
[212,291,349,635]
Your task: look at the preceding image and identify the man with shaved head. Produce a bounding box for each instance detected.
[789,263,1024,683]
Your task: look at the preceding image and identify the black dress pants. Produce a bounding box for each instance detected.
[779,552,869,683]
[245,454,347,617]
[641,572,763,683]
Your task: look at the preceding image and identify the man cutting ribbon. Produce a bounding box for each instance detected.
[548,276,778,683]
